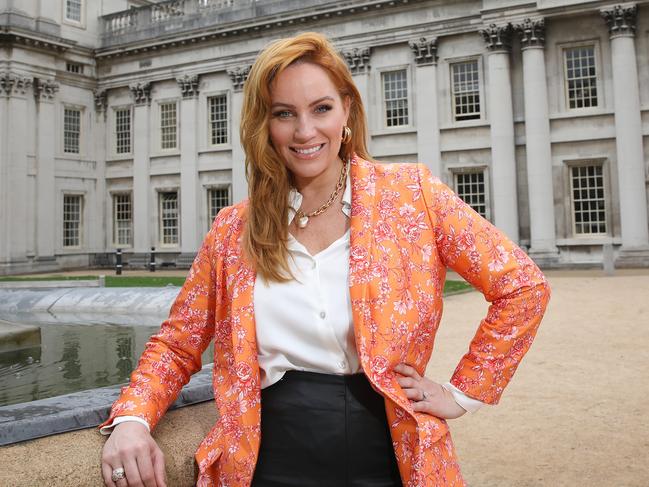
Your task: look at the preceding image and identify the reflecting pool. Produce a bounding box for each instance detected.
[0,320,214,407]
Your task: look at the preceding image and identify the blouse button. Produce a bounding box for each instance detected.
[338,361,347,369]
[319,311,326,319]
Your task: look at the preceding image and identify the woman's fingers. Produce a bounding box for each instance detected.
[101,463,117,487]
[394,363,421,380]
[135,448,159,487]
[123,456,144,487]
[152,446,167,487]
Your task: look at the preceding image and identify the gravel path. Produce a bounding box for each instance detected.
[427,269,649,487]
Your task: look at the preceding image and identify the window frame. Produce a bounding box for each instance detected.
[565,159,609,237]
[111,192,133,248]
[63,0,85,27]
[62,105,83,156]
[377,66,413,131]
[62,193,84,249]
[449,166,491,221]
[559,41,603,113]
[158,99,179,152]
[207,92,230,147]
[112,105,133,157]
[157,189,180,247]
[449,58,483,123]
[206,184,231,230]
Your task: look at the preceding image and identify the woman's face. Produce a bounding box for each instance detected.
[268,62,350,188]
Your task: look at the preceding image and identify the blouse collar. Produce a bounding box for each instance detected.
[288,170,352,225]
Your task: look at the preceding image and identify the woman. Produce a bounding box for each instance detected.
[101,32,550,487]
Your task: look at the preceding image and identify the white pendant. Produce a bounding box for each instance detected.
[297,216,309,228]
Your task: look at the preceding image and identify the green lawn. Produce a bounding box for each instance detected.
[0,274,472,294]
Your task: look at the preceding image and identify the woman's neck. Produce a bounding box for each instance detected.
[294,158,344,207]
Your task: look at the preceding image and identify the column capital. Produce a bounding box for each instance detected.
[176,74,200,99]
[227,65,251,93]
[480,23,514,53]
[93,89,108,112]
[1,72,34,97]
[409,37,438,66]
[601,4,637,38]
[516,18,545,49]
[33,78,59,102]
[341,47,371,74]
[129,81,152,106]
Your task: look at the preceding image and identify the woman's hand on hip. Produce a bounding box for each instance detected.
[394,363,466,419]
[101,421,167,487]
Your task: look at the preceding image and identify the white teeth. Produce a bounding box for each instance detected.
[294,144,323,155]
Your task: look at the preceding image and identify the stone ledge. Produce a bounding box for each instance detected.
[0,364,214,446]
[0,401,217,487]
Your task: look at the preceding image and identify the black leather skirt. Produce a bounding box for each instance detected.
[251,370,403,487]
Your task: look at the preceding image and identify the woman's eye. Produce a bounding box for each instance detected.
[315,104,332,113]
[272,110,292,118]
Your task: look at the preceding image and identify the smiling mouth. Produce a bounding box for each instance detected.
[290,144,325,155]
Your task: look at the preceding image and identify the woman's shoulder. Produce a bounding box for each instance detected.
[359,156,429,184]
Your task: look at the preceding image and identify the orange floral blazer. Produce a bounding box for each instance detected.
[102,156,550,486]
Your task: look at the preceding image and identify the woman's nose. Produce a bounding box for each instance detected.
[294,115,316,140]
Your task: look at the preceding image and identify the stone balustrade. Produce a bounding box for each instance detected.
[102,0,258,37]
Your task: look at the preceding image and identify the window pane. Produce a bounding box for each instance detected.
[115,108,131,154]
[64,108,81,154]
[160,103,177,150]
[159,192,178,245]
[63,195,82,247]
[208,95,228,145]
[113,193,132,246]
[66,0,82,22]
[382,70,409,127]
[570,164,606,235]
[207,187,230,230]
[564,46,597,109]
[454,171,487,219]
[451,60,481,121]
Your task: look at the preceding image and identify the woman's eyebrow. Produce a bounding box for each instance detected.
[270,96,335,109]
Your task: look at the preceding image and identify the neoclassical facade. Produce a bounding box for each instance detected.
[1,0,649,274]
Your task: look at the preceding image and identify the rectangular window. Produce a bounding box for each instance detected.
[571,164,606,235]
[64,108,81,154]
[65,0,82,22]
[115,108,132,154]
[160,102,177,150]
[454,171,487,219]
[159,191,179,245]
[208,95,228,145]
[564,46,598,109]
[66,62,82,74]
[113,193,132,246]
[382,70,409,127]
[207,187,230,229]
[451,60,481,121]
[63,195,82,247]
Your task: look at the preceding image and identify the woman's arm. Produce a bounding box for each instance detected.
[417,164,551,405]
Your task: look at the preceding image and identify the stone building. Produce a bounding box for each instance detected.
[1,0,649,274]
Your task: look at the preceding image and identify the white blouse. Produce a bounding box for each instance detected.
[101,175,483,435]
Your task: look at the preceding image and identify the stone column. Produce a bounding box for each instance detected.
[34,78,59,265]
[601,4,649,264]
[93,89,108,259]
[176,74,200,267]
[516,18,558,261]
[342,47,372,153]
[480,24,519,243]
[1,74,33,267]
[129,82,152,265]
[227,65,250,204]
[409,37,441,177]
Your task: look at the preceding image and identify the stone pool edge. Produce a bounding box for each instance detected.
[0,363,213,446]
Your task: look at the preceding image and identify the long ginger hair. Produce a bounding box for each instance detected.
[241,32,371,282]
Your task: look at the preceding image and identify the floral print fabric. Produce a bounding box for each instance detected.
[101,155,550,486]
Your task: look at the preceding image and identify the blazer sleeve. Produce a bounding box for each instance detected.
[99,208,229,431]
[417,164,551,405]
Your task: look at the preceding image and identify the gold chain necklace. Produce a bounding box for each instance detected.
[295,159,349,229]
